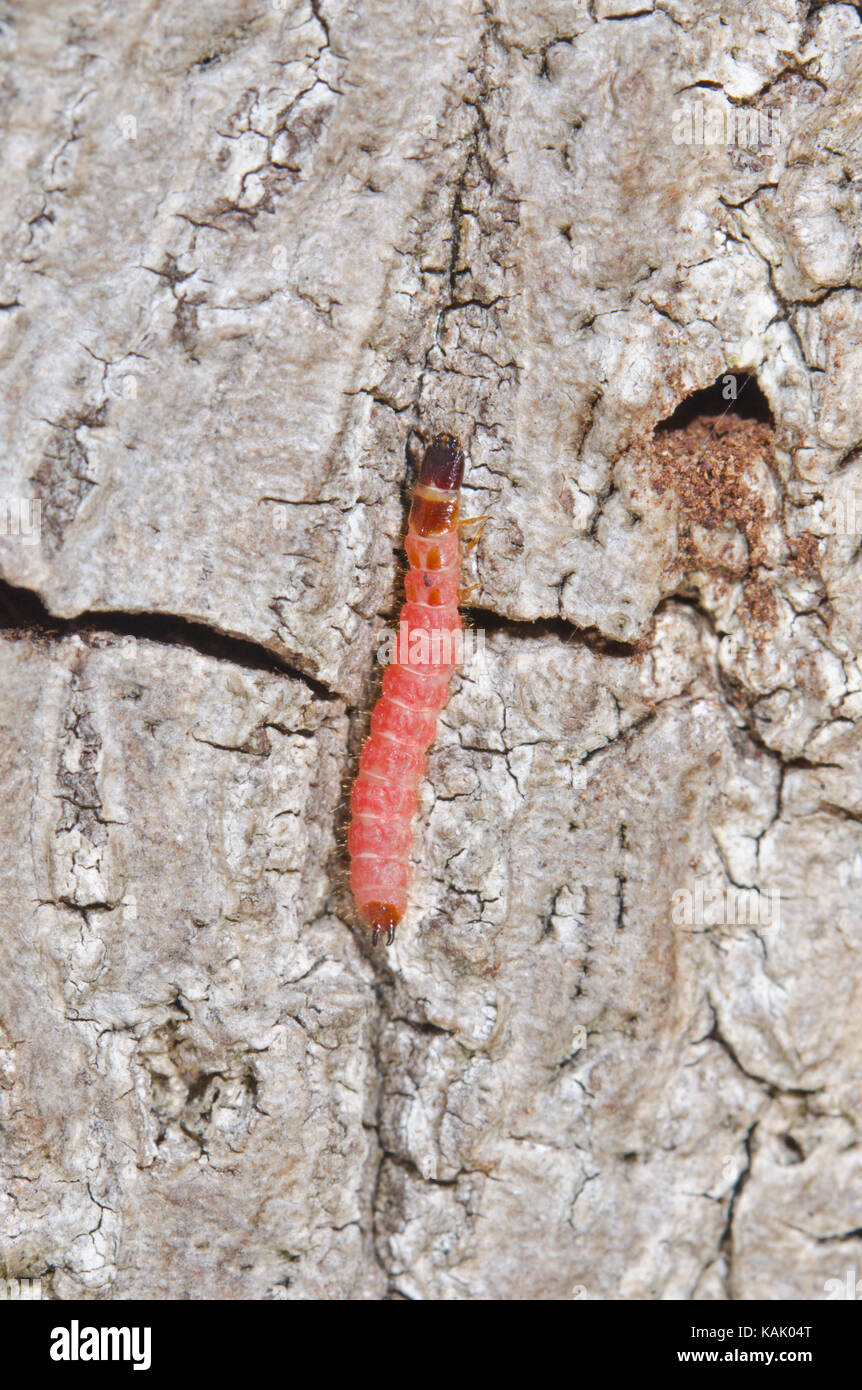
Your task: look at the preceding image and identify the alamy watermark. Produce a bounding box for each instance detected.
[50,1320,151,1371]
[671,878,780,933]
[376,621,485,671]
[822,486,862,538]
[672,101,782,151]
[0,497,41,545]
[824,1269,862,1300]
[0,1277,42,1300]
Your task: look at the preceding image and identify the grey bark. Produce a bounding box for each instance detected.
[1,0,861,1299]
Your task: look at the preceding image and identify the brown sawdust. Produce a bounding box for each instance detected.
[786,530,821,575]
[647,414,773,568]
[640,413,785,642]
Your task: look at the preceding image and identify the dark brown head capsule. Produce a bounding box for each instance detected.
[417,433,465,492]
[409,433,465,538]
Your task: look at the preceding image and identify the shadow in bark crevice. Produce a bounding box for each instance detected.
[0,576,336,698]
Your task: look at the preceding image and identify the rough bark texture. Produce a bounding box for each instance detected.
[1,0,861,1300]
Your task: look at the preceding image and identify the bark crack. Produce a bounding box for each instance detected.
[0,577,338,698]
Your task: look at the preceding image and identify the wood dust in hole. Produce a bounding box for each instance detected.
[638,413,821,641]
[648,414,772,567]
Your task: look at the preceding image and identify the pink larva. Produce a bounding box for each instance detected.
[348,433,466,945]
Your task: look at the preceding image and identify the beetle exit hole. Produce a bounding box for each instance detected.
[635,372,798,638]
[643,371,777,570]
[656,371,773,432]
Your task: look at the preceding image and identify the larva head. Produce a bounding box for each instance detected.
[410,434,465,538]
[364,901,401,947]
[418,433,465,492]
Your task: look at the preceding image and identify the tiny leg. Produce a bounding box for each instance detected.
[460,521,486,555]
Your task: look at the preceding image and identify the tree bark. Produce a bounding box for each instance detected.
[1,0,861,1299]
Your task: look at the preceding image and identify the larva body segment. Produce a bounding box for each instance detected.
[349,434,466,945]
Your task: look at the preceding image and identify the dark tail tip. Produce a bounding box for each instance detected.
[418,433,465,492]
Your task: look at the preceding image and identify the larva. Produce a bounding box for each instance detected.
[348,433,466,945]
